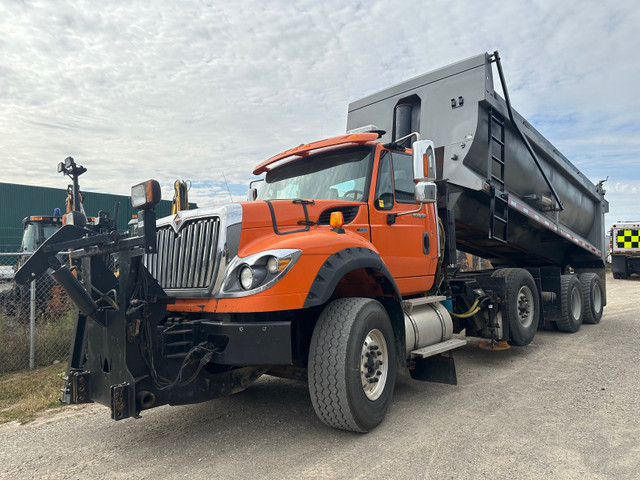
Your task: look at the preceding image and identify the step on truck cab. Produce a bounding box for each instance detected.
[16,51,608,432]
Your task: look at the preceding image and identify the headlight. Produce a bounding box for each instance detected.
[239,265,254,290]
[217,249,302,298]
[266,256,278,274]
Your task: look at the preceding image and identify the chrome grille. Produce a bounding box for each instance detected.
[145,217,220,290]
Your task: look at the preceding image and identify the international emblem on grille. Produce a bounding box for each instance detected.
[171,213,183,233]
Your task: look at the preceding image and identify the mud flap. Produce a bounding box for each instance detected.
[409,354,458,385]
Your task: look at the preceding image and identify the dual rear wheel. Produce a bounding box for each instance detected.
[553,273,604,331]
[491,269,604,341]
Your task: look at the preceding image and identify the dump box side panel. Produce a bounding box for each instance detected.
[347,53,607,268]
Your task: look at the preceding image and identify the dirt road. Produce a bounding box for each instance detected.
[1,273,638,479]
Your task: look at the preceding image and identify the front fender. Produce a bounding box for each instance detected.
[303,247,401,308]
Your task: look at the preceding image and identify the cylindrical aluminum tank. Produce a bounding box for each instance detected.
[404,301,453,356]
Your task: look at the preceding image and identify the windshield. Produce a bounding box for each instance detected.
[257,146,373,202]
[20,223,59,253]
[43,224,58,240]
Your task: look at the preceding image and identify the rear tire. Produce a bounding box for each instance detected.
[308,297,397,433]
[491,269,540,346]
[579,273,603,324]
[555,274,583,333]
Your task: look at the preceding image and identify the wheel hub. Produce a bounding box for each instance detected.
[516,286,534,328]
[360,329,389,401]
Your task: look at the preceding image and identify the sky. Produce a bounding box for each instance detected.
[1,0,639,231]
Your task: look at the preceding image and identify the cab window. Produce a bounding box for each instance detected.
[374,151,393,210]
[391,152,415,203]
[374,150,415,210]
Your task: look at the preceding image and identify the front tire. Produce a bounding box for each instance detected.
[308,297,397,433]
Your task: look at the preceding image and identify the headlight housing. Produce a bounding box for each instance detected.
[217,249,302,298]
[239,266,256,290]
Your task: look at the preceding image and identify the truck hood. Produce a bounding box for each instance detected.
[240,200,365,230]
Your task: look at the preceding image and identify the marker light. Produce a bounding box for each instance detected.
[278,258,291,271]
[330,211,344,229]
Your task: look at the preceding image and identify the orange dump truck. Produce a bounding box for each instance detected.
[17,52,608,432]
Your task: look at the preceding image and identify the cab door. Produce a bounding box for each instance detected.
[368,146,438,295]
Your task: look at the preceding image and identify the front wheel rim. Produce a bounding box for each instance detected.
[360,329,389,401]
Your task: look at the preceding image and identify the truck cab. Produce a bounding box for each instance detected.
[17,214,63,269]
[21,215,62,254]
[252,134,440,295]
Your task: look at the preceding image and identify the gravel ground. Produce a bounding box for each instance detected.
[0,272,638,479]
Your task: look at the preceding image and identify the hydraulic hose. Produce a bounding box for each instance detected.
[449,299,481,319]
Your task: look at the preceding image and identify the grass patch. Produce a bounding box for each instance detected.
[0,306,76,373]
[0,363,67,424]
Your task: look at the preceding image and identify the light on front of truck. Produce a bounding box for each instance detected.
[239,265,256,290]
[131,180,161,209]
[217,249,302,298]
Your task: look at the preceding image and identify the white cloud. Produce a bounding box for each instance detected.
[1,0,638,233]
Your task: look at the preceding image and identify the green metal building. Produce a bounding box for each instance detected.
[0,182,194,252]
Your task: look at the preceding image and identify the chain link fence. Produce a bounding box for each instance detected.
[0,252,77,373]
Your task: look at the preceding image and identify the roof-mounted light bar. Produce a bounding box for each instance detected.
[346,125,386,136]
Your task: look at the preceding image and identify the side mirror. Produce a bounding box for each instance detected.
[248,179,264,201]
[415,181,437,204]
[412,140,436,182]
